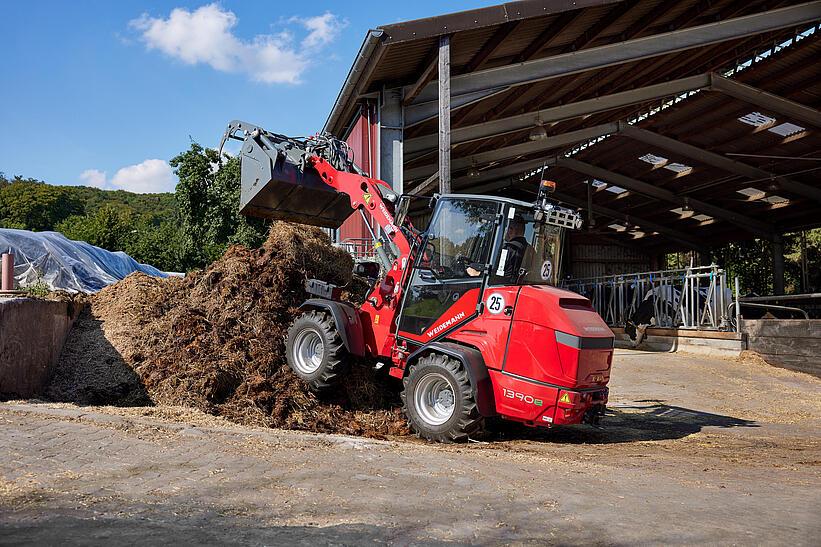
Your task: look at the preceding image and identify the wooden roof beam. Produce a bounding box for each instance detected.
[403,48,439,107]
[405,123,619,181]
[549,190,707,251]
[711,73,821,127]
[462,21,521,74]
[618,122,821,204]
[555,156,777,239]
[406,74,711,153]
[405,2,821,104]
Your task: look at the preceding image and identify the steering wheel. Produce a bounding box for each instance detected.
[454,255,470,268]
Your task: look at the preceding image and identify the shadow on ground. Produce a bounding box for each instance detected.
[44,309,151,407]
[483,400,758,444]
[0,514,400,546]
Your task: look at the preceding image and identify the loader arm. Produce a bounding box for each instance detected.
[222,120,416,356]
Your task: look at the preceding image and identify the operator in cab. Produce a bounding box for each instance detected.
[501,218,531,279]
[465,218,532,278]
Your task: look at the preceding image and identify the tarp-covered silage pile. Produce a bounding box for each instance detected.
[0,228,173,293]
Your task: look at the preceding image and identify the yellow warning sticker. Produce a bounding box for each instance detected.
[559,393,572,404]
[374,314,380,325]
[363,192,373,205]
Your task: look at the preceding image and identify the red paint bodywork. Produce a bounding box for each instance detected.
[448,285,612,427]
[307,155,612,428]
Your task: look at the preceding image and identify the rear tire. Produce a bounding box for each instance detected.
[402,353,483,443]
[286,310,348,392]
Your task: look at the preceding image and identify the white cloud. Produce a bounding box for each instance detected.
[296,12,346,50]
[79,169,107,189]
[112,159,176,193]
[80,159,176,194]
[130,4,345,84]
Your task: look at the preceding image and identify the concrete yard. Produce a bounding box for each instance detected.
[1,350,819,545]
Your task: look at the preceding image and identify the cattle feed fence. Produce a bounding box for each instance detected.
[562,264,733,331]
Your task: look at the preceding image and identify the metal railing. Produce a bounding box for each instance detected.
[562,264,732,330]
[336,238,377,261]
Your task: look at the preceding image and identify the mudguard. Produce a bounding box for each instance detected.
[407,342,497,417]
[299,299,366,357]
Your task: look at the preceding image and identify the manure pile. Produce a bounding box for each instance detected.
[48,222,408,438]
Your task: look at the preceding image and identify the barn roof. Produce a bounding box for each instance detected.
[325,0,821,252]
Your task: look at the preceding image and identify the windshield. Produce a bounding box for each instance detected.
[490,206,563,286]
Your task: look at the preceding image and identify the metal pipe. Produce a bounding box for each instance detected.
[735,276,741,332]
[727,301,809,321]
[359,209,392,272]
[1,253,13,291]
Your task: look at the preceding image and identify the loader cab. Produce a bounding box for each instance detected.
[396,194,569,342]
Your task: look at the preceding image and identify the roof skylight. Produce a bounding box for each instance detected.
[608,223,627,232]
[737,187,766,199]
[663,163,693,175]
[692,214,713,222]
[761,195,789,205]
[738,112,776,128]
[605,185,627,195]
[768,122,806,137]
[639,153,668,166]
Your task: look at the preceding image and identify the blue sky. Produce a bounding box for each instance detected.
[1,1,497,192]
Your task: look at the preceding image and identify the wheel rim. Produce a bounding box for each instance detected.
[292,328,324,375]
[414,372,456,426]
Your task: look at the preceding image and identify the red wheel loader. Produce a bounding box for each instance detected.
[220,121,614,442]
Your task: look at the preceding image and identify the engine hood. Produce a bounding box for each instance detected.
[516,285,613,339]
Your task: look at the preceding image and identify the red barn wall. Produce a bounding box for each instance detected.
[338,102,379,243]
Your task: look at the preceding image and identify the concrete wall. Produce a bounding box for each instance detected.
[612,327,745,358]
[740,319,821,377]
[0,298,82,397]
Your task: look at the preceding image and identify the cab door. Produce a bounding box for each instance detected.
[397,198,499,343]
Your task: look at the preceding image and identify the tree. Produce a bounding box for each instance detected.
[125,221,185,272]
[56,204,132,251]
[0,180,83,231]
[171,143,268,269]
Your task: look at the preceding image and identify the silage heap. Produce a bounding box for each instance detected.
[49,222,408,438]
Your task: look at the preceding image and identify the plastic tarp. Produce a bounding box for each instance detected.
[0,229,175,293]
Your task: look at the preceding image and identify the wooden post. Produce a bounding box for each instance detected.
[772,237,785,295]
[438,34,451,194]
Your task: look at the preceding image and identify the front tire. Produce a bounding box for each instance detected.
[402,353,483,443]
[286,310,348,392]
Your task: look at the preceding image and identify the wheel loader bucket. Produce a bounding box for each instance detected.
[238,142,353,228]
[225,121,354,229]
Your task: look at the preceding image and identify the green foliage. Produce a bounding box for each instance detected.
[171,144,268,269]
[56,204,132,251]
[784,229,821,294]
[20,266,50,298]
[0,173,175,232]
[23,278,51,298]
[668,228,821,295]
[1,142,267,273]
[124,221,185,273]
[0,178,83,231]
